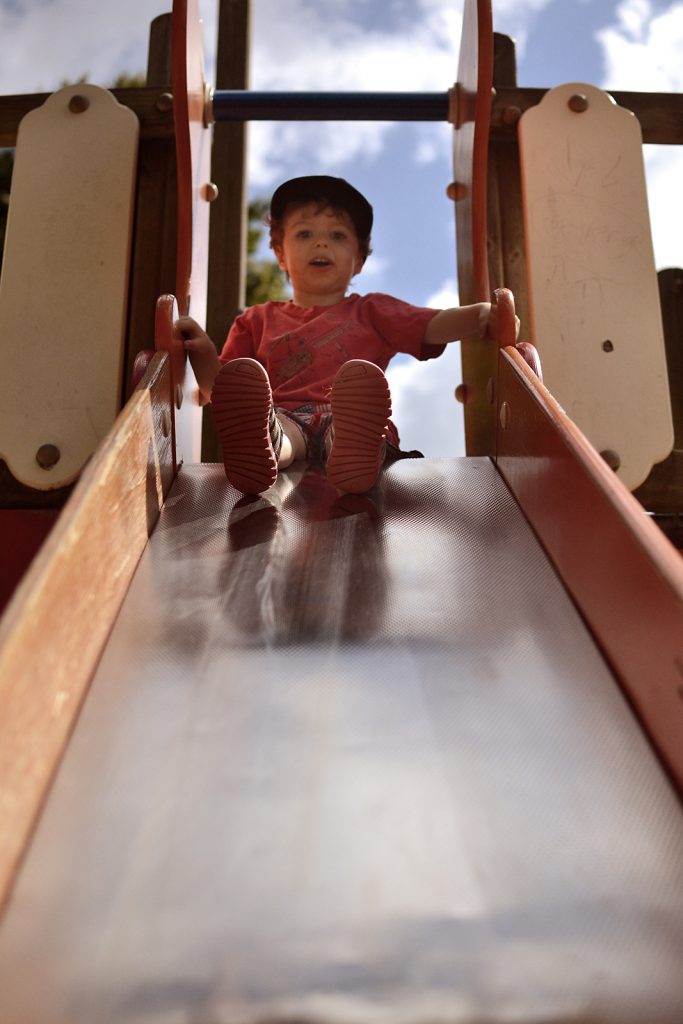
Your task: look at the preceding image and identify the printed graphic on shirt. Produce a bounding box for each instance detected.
[269,319,354,386]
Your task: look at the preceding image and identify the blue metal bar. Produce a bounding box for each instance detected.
[211,90,451,122]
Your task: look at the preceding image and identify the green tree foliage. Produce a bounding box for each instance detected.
[111,72,147,89]
[246,198,287,305]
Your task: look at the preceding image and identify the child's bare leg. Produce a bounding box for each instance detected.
[326,360,391,493]
[278,415,306,469]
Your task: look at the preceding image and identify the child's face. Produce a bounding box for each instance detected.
[276,204,364,305]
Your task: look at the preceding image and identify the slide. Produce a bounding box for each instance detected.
[0,455,682,1021]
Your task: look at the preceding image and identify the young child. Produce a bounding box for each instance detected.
[180,175,505,495]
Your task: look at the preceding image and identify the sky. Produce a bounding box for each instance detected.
[1,0,682,457]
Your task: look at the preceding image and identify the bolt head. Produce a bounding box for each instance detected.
[156,92,174,112]
[568,93,589,113]
[68,94,90,114]
[502,105,522,126]
[600,449,621,472]
[36,444,61,469]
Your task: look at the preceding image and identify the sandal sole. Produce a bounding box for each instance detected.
[327,360,391,493]
[211,359,278,494]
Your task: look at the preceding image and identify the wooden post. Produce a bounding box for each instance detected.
[633,268,683,529]
[124,13,178,397]
[203,0,251,461]
[487,33,530,340]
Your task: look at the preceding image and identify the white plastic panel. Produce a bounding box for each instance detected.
[519,82,673,489]
[0,85,138,489]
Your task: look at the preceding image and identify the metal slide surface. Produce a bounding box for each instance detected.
[1,459,682,1023]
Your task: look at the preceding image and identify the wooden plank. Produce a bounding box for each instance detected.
[453,0,497,456]
[491,85,683,144]
[0,353,174,913]
[170,0,209,464]
[634,268,683,513]
[124,137,178,389]
[124,15,178,393]
[204,0,251,462]
[2,83,681,149]
[0,88,174,147]
[495,345,683,795]
[487,33,530,349]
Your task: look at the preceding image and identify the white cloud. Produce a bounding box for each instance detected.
[0,0,166,94]
[598,0,683,91]
[246,0,464,186]
[388,343,465,457]
[643,145,683,270]
[614,0,653,41]
[488,0,556,58]
[425,278,460,308]
[596,1,683,270]
[387,277,465,457]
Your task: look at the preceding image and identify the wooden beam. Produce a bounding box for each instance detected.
[491,86,683,144]
[0,88,174,147]
[2,83,681,149]
[125,14,178,391]
[0,353,174,915]
[634,268,683,516]
[204,0,252,462]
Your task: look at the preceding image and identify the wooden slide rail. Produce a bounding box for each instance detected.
[0,0,212,910]
[456,3,683,797]
[494,292,683,795]
[0,353,174,912]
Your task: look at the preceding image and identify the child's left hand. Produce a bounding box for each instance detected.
[481,301,521,342]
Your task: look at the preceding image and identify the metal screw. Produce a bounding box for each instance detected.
[156,92,173,112]
[602,340,614,352]
[600,449,621,471]
[161,409,172,439]
[175,384,183,410]
[568,93,589,113]
[499,401,510,430]
[68,94,90,114]
[486,377,495,405]
[36,444,61,469]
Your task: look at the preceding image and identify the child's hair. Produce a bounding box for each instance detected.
[268,176,373,264]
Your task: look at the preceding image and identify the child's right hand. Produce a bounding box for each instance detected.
[176,316,221,402]
[177,316,213,356]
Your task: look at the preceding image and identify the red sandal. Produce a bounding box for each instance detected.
[326,359,391,493]
[211,358,283,495]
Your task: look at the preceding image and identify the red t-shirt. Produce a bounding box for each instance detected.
[220,292,443,409]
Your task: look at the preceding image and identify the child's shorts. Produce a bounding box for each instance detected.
[276,402,422,466]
